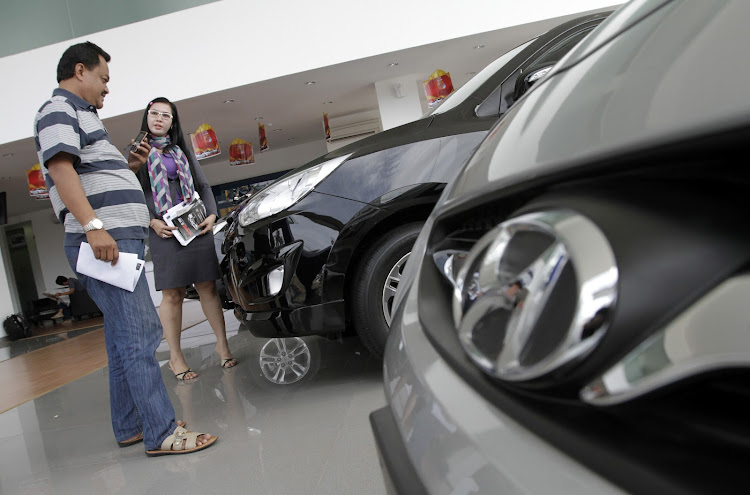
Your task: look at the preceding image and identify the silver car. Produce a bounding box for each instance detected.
[370,1,750,493]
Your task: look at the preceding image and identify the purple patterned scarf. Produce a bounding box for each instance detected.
[146,136,195,214]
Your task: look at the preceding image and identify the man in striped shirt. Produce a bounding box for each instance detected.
[33,41,216,456]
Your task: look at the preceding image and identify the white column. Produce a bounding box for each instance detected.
[374,75,426,131]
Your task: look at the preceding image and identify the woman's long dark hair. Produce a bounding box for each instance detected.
[139,97,187,153]
[137,97,197,200]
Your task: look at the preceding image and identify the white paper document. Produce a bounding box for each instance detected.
[76,242,145,292]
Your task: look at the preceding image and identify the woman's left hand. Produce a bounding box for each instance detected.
[198,214,217,235]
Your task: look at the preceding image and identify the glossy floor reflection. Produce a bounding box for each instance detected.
[0,312,387,495]
[0,320,103,363]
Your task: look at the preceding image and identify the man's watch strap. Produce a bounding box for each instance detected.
[83,217,104,232]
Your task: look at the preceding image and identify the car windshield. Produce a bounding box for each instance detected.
[427,38,536,116]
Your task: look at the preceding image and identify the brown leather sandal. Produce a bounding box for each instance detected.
[118,432,143,448]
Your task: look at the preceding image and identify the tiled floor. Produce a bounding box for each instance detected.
[0,305,387,495]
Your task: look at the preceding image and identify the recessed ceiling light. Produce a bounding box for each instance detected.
[2,153,14,157]
[274,128,283,132]
[305,81,316,85]
[466,71,477,76]
[387,62,399,67]
[223,99,235,104]
[323,101,333,105]
[473,44,486,49]
[288,137,296,141]
[254,117,264,121]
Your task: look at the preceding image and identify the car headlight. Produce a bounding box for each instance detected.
[238,153,352,227]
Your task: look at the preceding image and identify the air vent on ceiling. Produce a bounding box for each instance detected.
[329,118,381,142]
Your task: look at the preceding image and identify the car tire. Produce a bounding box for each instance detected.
[352,222,423,358]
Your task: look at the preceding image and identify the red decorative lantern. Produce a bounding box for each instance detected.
[258,123,268,152]
[323,113,331,142]
[229,138,254,166]
[190,124,221,159]
[27,163,49,199]
[423,70,454,107]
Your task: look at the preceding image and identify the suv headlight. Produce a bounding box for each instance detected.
[238,153,352,227]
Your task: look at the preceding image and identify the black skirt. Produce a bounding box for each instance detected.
[148,178,221,291]
[149,226,221,291]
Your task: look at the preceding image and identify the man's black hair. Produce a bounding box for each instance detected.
[56,275,69,286]
[56,41,111,83]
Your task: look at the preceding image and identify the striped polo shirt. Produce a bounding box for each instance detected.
[33,88,149,246]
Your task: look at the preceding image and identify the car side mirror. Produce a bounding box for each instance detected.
[526,66,552,86]
[513,66,553,102]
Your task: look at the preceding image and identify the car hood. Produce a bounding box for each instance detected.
[446,0,750,204]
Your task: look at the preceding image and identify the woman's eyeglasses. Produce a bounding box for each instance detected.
[148,109,173,120]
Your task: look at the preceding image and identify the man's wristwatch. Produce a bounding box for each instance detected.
[82,217,104,232]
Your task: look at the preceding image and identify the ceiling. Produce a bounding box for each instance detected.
[0,8,608,220]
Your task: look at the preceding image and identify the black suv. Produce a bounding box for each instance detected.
[222,11,610,356]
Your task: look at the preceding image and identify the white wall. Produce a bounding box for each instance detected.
[0,0,620,145]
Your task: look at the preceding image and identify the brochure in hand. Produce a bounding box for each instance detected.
[163,192,207,246]
[76,242,145,292]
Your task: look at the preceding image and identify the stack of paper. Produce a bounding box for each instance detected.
[76,242,145,292]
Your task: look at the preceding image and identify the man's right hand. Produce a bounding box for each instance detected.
[86,229,119,265]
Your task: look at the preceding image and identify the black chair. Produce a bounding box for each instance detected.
[26,298,59,326]
[69,290,101,320]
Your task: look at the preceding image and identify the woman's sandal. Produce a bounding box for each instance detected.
[145,425,217,457]
[168,362,198,380]
[221,358,238,369]
[118,420,186,447]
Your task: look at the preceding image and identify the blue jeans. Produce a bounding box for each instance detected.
[65,239,178,450]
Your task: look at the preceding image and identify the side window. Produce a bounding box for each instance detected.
[475,71,516,118]
[475,26,596,118]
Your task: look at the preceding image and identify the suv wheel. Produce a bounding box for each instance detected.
[352,222,423,357]
[259,337,313,385]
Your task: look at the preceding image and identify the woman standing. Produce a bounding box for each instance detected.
[136,97,236,380]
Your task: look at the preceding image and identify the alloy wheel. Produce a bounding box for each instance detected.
[382,252,410,326]
[259,337,311,385]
